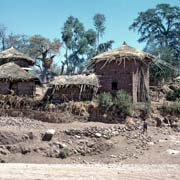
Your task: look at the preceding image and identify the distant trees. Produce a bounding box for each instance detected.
[0,24,29,53]
[0,12,114,78]
[93,13,106,47]
[61,13,114,74]
[129,3,180,82]
[61,16,96,74]
[28,35,62,82]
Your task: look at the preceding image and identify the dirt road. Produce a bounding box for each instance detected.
[0,164,179,180]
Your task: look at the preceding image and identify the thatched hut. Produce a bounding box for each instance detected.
[0,47,34,67]
[0,62,40,96]
[90,42,156,102]
[45,74,99,103]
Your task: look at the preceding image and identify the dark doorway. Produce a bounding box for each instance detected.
[112,81,118,90]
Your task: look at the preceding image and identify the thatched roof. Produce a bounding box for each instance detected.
[0,47,34,65]
[90,42,156,65]
[0,62,40,83]
[49,74,100,88]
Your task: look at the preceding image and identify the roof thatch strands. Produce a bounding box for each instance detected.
[0,62,39,83]
[0,47,34,64]
[90,42,156,66]
[50,74,100,88]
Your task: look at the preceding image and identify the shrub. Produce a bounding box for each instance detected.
[166,88,180,101]
[59,148,70,159]
[97,92,113,110]
[161,101,180,115]
[114,90,132,116]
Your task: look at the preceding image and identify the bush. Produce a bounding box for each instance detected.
[114,90,132,116]
[161,101,180,115]
[97,92,113,110]
[59,148,70,159]
[166,88,180,101]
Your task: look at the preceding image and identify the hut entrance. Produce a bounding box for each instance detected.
[112,81,118,91]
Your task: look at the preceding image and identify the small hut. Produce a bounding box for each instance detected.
[90,42,156,102]
[0,62,40,96]
[0,47,34,67]
[45,74,99,103]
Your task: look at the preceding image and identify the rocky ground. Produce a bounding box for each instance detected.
[0,116,180,165]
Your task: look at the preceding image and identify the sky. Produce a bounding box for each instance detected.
[0,0,180,51]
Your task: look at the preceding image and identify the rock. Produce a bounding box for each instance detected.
[154,115,164,127]
[53,142,67,149]
[95,133,102,138]
[75,135,81,139]
[0,147,9,155]
[110,155,117,158]
[87,141,95,148]
[20,146,31,154]
[42,129,55,141]
[166,149,179,155]
[27,132,34,140]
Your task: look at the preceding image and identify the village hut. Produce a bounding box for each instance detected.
[0,47,34,67]
[0,62,40,96]
[90,42,156,102]
[45,74,99,103]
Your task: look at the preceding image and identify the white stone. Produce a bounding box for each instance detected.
[166,149,179,155]
[95,133,102,138]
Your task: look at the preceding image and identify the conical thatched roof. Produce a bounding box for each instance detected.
[0,47,34,65]
[0,62,39,82]
[90,42,156,65]
[50,74,100,88]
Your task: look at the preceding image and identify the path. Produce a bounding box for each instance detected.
[0,164,179,180]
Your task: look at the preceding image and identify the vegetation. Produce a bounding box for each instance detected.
[59,147,70,159]
[61,14,114,74]
[160,101,180,115]
[97,90,132,116]
[97,92,113,110]
[166,88,180,101]
[114,90,132,116]
[28,35,61,82]
[130,3,180,83]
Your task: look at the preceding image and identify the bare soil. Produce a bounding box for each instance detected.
[0,116,180,165]
[0,164,180,180]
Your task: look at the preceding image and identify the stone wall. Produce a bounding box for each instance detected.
[95,60,150,102]
[17,81,35,96]
[0,81,35,96]
[51,86,95,103]
[0,81,10,94]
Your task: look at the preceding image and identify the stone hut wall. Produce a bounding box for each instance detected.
[95,60,149,102]
[0,81,10,94]
[51,86,94,103]
[0,81,35,96]
[17,81,35,96]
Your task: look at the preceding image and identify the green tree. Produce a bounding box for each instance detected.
[29,35,61,82]
[129,3,180,49]
[61,16,96,74]
[0,24,7,50]
[93,13,106,46]
[129,3,180,81]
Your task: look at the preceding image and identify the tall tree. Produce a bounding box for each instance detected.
[29,35,61,82]
[61,16,96,74]
[93,13,106,46]
[129,3,180,81]
[0,24,7,50]
[129,3,180,58]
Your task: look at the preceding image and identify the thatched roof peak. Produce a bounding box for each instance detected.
[50,74,100,88]
[0,62,39,82]
[91,42,156,64]
[0,47,34,64]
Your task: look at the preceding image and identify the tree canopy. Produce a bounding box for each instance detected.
[129,3,180,82]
